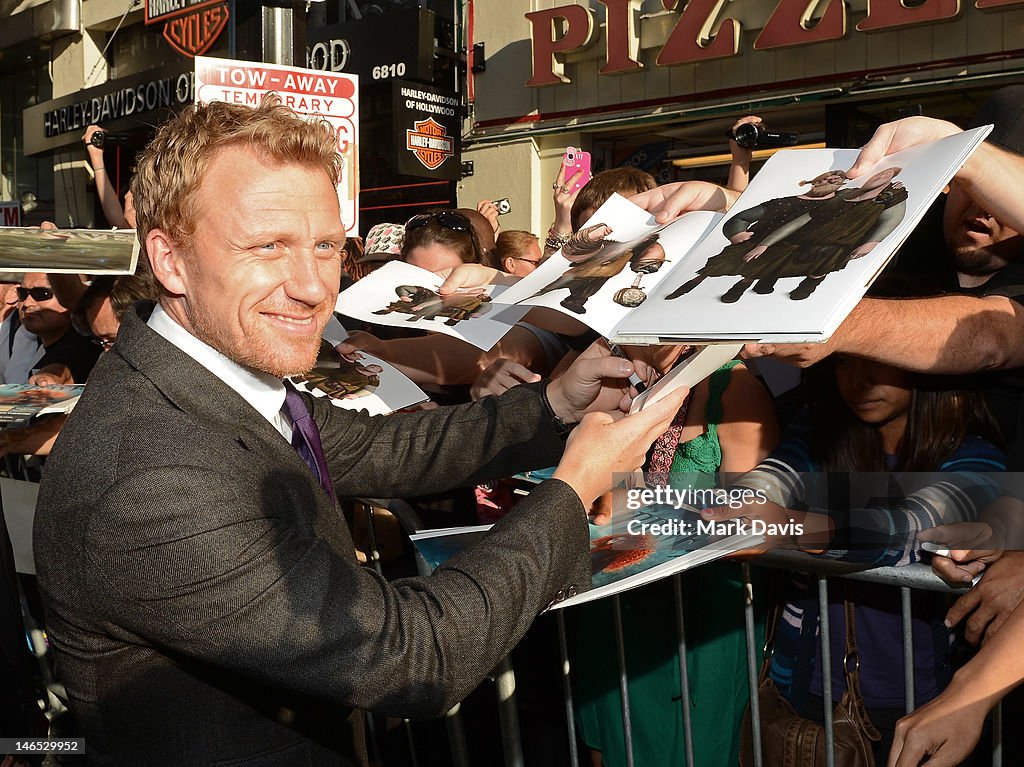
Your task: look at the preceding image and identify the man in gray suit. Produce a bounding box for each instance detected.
[32,96,685,765]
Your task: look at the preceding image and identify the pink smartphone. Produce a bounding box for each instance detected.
[562,146,592,192]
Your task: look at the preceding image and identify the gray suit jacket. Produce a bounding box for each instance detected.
[34,303,590,766]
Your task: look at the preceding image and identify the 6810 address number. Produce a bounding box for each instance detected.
[372,63,407,80]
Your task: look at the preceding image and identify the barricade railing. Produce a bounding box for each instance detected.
[389,541,1002,767]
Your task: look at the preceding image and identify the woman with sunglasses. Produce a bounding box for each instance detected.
[402,209,497,271]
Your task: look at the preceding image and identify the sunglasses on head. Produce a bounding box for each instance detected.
[405,211,471,233]
[405,211,482,258]
[17,287,53,302]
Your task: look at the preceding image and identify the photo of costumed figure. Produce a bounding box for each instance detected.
[665,167,908,303]
[372,284,492,326]
[528,225,668,314]
[291,342,384,400]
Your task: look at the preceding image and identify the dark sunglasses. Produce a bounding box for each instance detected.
[405,211,482,258]
[16,287,54,302]
[90,336,115,351]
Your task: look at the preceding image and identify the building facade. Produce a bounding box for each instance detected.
[459,0,1024,236]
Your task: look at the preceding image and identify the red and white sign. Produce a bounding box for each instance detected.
[194,57,360,234]
[0,203,21,227]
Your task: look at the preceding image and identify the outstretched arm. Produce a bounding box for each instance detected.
[743,293,1024,373]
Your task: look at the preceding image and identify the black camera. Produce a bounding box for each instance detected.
[493,197,512,215]
[89,131,130,148]
[728,123,799,149]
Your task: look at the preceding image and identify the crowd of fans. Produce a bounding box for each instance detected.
[3,88,1024,767]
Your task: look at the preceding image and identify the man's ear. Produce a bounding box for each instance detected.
[145,229,188,296]
[503,256,517,274]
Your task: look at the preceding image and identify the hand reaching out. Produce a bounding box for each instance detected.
[471,359,542,400]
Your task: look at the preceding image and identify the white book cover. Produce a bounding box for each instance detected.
[335,261,526,350]
[486,126,992,344]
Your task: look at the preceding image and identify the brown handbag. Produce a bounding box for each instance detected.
[740,598,881,767]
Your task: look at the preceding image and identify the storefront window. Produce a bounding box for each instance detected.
[0,61,53,225]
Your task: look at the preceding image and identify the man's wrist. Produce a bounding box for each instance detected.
[540,379,577,435]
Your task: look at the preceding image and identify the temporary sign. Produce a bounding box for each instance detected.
[393,80,460,181]
[194,56,360,235]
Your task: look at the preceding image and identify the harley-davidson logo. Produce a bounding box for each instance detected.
[159,2,228,58]
[406,118,454,171]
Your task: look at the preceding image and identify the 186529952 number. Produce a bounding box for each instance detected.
[372,63,406,79]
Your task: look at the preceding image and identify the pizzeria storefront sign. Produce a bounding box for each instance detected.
[526,0,1024,86]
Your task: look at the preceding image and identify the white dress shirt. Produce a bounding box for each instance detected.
[147,304,292,441]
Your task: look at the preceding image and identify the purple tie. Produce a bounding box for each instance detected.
[282,387,336,505]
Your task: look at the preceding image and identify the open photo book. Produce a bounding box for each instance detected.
[0,227,139,274]
[0,384,85,425]
[287,316,429,416]
[410,502,764,610]
[337,126,990,349]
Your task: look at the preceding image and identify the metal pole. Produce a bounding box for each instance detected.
[443,703,470,767]
[819,576,835,767]
[741,565,763,767]
[673,575,695,767]
[612,595,635,767]
[900,586,915,714]
[494,657,524,767]
[557,611,580,767]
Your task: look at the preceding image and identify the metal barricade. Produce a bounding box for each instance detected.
[360,500,1004,767]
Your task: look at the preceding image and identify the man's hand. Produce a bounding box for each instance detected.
[919,523,1003,586]
[729,230,754,244]
[847,116,960,178]
[944,551,1024,645]
[471,359,541,400]
[887,676,992,767]
[545,341,653,422]
[630,181,738,224]
[552,387,689,509]
[741,340,833,367]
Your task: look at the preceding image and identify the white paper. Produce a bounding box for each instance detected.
[335,261,527,350]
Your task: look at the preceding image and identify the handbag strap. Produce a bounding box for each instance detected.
[756,600,783,685]
[841,595,882,740]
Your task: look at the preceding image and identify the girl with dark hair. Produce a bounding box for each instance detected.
[712,342,1005,761]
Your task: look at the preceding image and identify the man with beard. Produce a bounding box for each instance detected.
[746,87,1024,443]
[30,94,685,766]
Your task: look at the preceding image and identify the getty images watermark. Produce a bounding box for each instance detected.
[621,484,806,538]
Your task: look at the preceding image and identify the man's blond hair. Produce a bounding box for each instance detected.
[131,93,341,252]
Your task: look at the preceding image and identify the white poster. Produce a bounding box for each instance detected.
[194,56,360,235]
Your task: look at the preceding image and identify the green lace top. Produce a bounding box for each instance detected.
[669,360,742,480]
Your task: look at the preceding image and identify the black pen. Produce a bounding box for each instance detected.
[609,344,647,393]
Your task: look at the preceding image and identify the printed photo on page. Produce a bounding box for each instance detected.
[335,260,526,350]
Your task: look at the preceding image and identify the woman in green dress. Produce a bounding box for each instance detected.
[575,358,779,767]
